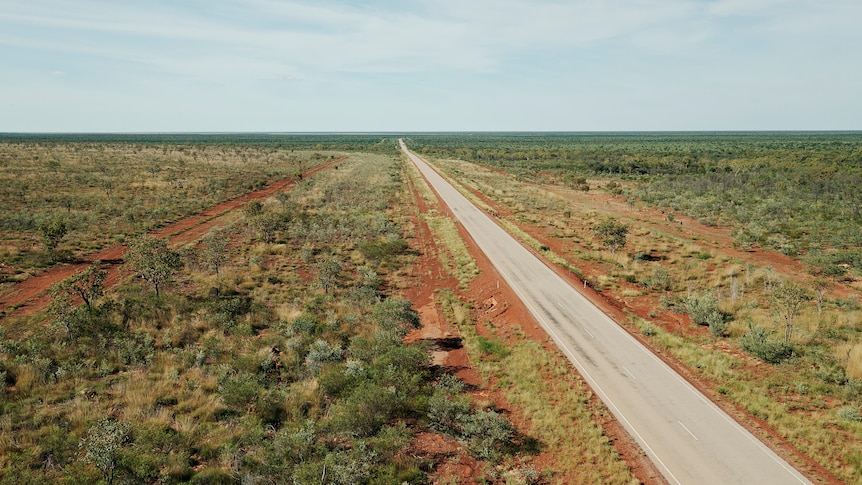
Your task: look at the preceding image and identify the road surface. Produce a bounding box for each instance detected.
[401,140,811,485]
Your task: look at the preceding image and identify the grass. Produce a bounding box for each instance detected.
[426,151,862,483]
[436,290,637,484]
[0,141,326,278]
[403,155,479,286]
[0,151,448,483]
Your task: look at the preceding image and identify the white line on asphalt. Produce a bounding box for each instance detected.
[678,421,699,441]
[623,366,637,380]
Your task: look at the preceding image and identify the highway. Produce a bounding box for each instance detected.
[401,140,811,485]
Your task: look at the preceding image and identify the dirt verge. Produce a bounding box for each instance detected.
[401,158,666,483]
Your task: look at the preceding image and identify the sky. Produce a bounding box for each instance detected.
[1,0,860,132]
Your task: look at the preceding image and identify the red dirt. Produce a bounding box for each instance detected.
[0,156,346,319]
[402,163,665,483]
[456,172,842,484]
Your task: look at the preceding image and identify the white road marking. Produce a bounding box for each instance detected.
[678,421,699,441]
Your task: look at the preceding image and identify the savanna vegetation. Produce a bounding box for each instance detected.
[406,132,862,277]
[407,132,862,482]
[5,131,862,483]
[0,139,323,281]
[0,143,530,484]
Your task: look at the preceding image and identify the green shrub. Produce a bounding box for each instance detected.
[684,291,730,336]
[837,406,862,422]
[460,409,515,461]
[643,267,673,291]
[428,393,471,435]
[738,325,794,364]
[372,298,420,337]
[477,336,510,358]
[218,373,262,409]
[358,238,409,262]
[305,339,343,375]
[328,384,399,437]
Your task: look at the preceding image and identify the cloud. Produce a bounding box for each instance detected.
[0,0,716,79]
[1,0,859,130]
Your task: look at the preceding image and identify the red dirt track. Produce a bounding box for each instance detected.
[0,156,345,318]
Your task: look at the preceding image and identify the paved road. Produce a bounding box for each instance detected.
[401,140,811,485]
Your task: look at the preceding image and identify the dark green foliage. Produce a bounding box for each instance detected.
[460,409,516,461]
[739,325,794,364]
[219,373,263,409]
[115,330,155,366]
[328,384,400,437]
[476,336,510,358]
[427,391,471,435]
[372,298,421,337]
[126,236,182,297]
[359,238,409,262]
[683,291,730,336]
[244,200,263,217]
[290,313,320,336]
[592,219,629,253]
[39,216,67,252]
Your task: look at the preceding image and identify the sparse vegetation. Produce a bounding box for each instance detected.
[6,132,862,483]
[0,149,458,484]
[410,132,862,483]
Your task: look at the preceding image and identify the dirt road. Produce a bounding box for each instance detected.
[0,156,344,318]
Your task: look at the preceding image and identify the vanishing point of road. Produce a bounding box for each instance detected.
[401,140,812,485]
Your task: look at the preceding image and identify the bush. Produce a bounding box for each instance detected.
[358,238,409,262]
[428,393,471,435]
[477,336,510,358]
[739,325,794,364]
[218,373,262,409]
[328,384,399,437]
[305,339,343,375]
[837,406,862,422]
[643,267,673,291]
[684,291,730,336]
[460,409,515,461]
[372,298,420,337]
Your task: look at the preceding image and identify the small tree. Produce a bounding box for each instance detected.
[56,262,106,310]
[126,236,182,297]
[249,212,283,243]
[39,216,68,252]
[201,228,228,275]
[80,417,130,485]
[812,277,831,318]
[593,219,629,254]
[49,282,78,339]
[316,257,342,294]
[771,283,809,343]
[244,199,263,217]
